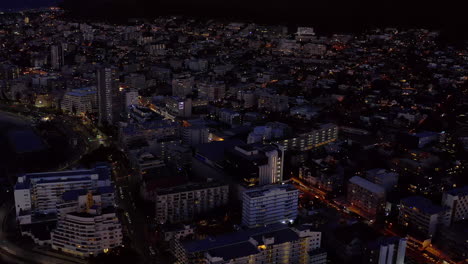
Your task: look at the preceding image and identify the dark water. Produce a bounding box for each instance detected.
[0,112,46,177]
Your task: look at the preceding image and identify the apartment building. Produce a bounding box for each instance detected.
[242,184,299,228]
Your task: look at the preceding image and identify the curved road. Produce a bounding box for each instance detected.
[0,198,85,264]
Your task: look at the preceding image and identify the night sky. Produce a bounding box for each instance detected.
[58,0,467,42]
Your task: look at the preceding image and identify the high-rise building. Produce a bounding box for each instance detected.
[14,165,112,225]
[173,223,325,264]
[50,44,64,70]
[442,186,468,226]
[154,181,229,224]
[347,176,386,218]
[51,188,122,257]
[363,237,407,264]
[242,184,298,228]
[97,67,121,124]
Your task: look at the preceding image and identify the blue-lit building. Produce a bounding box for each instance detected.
[14,164,112,225]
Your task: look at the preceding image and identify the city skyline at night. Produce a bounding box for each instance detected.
[0,1,467,264]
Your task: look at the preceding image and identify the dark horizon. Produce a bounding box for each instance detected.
[58,0,468,42]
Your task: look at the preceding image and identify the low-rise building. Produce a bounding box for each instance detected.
[277,123,338,152]
[399,196,450,237]
[173,224,325,264]
[61,87,97,115]
[347,176,386,219]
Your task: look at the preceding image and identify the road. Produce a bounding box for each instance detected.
[290,177,459,264]
[116,183,155,264]
[0,198,85,264]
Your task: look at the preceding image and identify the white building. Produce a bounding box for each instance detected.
[364,237,407,264]
[97,67,122,124]
[242,184,298,228]
[14,165,112,225]
[51,190,122,258]
[441,186,468,226]
[227,144,285,187]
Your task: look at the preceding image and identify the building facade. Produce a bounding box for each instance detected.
[363,237,407,264]
[242,184,299,228]
[442,186,468,226]
[225,144,284,187]
[399,196,450,237]
[61,87,97,115]
[51,190,122,258]
[14,165,112,225]
[347,176,386,219]
[277,123,338,152]
[173,224,325,264]
[154,181,229,224]
[97,67,121,124]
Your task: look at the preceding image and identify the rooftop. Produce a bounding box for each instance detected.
[401,196,446,215]
[15,164,110,190]
[182,223,292,253]
[349,176,385,195]
[244,184,298,198]
[445,186,468,196]
[156,181,227,195]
